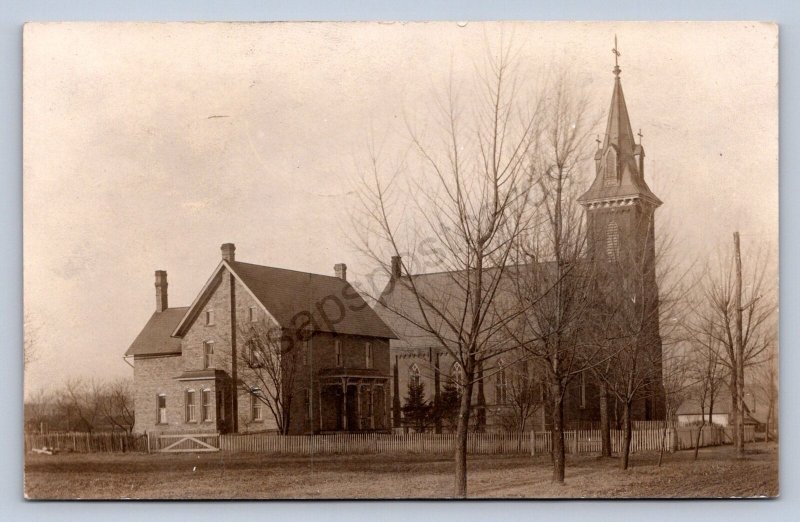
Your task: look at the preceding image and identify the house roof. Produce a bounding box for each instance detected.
[226,260,396,339]
[125,307,188,356]
[128,258,395,358]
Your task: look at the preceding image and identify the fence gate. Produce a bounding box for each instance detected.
[156,433,220,453]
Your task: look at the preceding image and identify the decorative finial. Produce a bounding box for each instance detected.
[612,34,621,77]
[637,128,643,144]
[596,134,601,149]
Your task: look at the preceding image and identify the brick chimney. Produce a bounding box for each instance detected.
[221,243,236,263]
[391,255,402,279]
[334,263,347,281]
[155,270,168,312]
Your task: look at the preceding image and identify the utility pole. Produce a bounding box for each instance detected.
[733,232,745,458]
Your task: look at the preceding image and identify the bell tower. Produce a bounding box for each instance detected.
[579,38,665,420]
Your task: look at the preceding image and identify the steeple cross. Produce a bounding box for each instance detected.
[612,35,621,67]
[637,128,643,144]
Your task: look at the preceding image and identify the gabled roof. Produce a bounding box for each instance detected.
[125,307,188,356]
[170,260,396,340]
[376,262,560,351]
[228,261,396,339]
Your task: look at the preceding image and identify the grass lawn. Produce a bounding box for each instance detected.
[24,441,778,500]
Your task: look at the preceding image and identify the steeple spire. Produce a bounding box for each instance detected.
[578,37,662,208]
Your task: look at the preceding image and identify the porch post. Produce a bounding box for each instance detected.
[318,384,323,432]
[370,382,375,430]
[341,378,348,431]
[356,383,363,431]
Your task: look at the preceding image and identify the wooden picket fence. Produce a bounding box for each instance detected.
[24,431,147,453]
[25,425,756,456]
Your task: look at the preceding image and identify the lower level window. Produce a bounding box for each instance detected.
[186,390,197,422]
[201,389,213,422]
[157,394,167,424]
[251,389,264,422]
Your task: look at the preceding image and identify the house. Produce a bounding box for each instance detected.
[677,389,768,431]
[125,243,396,435]
[377,55,666,432]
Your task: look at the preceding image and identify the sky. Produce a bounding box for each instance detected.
[22,22,778,395]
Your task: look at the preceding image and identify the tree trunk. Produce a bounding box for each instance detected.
[551,388,565,483]
[453,371,474,498]
[729,382,739,450]
[620,401,632,470]
[733,232,745,458]
[658,418,668,467]
[693,421,704,460]
[599,382,611,457]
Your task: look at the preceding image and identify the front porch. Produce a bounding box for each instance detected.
[317,368,389,433]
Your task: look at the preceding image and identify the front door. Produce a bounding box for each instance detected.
[346,385,359,431]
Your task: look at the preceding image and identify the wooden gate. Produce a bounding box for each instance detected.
[156,433,220,453]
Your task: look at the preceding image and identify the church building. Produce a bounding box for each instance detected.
[379,53,666,432]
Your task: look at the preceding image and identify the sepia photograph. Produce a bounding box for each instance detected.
[22,21,778,499]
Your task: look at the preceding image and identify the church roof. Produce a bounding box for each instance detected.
[578,63,662,207]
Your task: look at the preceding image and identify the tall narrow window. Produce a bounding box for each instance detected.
[451,362,464,387]
[365,342,373,369]
[495,359,508,405]
[603,147,618,186]
[580,371,587,409]
[248,306,257,323]
[156,394,167,424]
[205,310,215,326]
[216,389,226,422]
[203,341,214,369]
[606,221,620,261]
[334,340,343,367]
[185,390,197,422]
[251,389,264,422]
[409,363,421,388]
[201,389,213,422]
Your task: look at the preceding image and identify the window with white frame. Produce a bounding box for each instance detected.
[334,339,343,367]
[365,342,373,369]
[202,341,214,369]
[248,306,257,323]
[201,389,213,422]
[246,339,263,367]
[156,394,167,424]
[251,389,264,422]
[205,309,215,326]
[185,389,197,422]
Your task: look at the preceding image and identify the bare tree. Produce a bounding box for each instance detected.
[58,377,103,432]
[97,378,136,434]
[593,227,688,470]
[657,345,691,466]
[353,44,541,497]
[751,342,778,442]
[506,72,601,483]
[698,237,776,456]
[493,358,542,437]
[235,318,300,435]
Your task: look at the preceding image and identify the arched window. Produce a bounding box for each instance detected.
[409,363,421,388]
[495,359,508,405]
[606,221,620,261]
[603,147,618,186]
[450,362,464,387]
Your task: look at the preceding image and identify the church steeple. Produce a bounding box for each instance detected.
[579,37,661,208]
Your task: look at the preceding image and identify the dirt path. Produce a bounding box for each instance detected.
[24,442,778,499]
